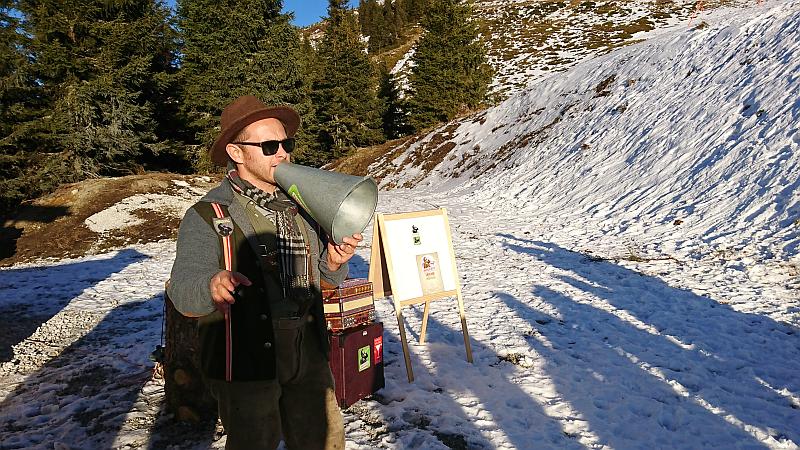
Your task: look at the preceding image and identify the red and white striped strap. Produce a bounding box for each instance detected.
[210,202,233,382]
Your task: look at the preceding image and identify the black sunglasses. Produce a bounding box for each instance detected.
[232,137,296,156]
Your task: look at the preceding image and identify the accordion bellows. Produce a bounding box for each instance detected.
[322,278,375,331]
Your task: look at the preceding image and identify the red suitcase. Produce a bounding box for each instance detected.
[328,322,385,408]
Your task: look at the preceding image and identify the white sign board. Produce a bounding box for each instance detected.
[380,213,457,302]
[368,208,472,382]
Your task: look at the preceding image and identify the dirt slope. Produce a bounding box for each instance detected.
[1,174,218,267]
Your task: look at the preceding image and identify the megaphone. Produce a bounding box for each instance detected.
[274,162,378,244]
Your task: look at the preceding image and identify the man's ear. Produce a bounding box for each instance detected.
[225,144,245,164]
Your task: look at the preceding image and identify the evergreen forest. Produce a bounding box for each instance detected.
[0,0,491,215]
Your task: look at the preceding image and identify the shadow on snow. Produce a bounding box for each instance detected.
[496,233,799,448]
[0,249,150,363]
[0,250,216,449]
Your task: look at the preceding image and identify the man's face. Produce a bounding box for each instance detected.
[226,118,290,191]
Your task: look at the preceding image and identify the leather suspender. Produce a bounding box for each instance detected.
[210,202,234,382]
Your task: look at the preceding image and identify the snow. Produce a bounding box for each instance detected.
[391,47,416,96]
[85,178,211,234]
[2,1,799,449]
[375,0,800,265]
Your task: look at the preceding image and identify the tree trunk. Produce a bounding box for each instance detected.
[163,293,217,423]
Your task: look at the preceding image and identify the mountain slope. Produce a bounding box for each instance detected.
[384,0,728,98]
[370,0,800,261]
[476,0,701,97]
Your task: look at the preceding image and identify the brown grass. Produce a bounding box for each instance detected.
[373,27,423,71]
[327,135,418,178]
[595,74,617,97]
[1,174,218,266]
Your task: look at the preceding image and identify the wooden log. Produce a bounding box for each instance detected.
[163,292,217,423]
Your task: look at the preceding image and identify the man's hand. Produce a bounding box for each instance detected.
[209,270,252,313]
[326,233,363,271]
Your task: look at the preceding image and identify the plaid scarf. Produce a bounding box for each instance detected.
[226,164,309,298]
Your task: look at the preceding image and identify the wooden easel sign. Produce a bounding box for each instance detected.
[368,208,473,382]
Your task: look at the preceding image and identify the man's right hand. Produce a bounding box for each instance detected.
[210,270,252,312]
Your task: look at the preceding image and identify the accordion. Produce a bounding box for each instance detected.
[322,278,375,332]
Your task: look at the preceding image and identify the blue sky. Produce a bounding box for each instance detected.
[163,1,357,27]
[283,0,357,27]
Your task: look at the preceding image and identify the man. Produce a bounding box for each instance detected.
[168,95,362,450]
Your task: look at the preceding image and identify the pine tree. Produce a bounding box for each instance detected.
[406,0,491,131]
[178,0,311,171]
[405,0,430,24]
[382,2,396,46]
[370,0,405,53]
[24,0,176,172]
[357,0,378,40]
[0,2,24,141]
[368,1,388,53]
[360,0,406,54]
[1,0,178,214]
[310,0,384,163]
[292,34,325,166]
[0,1,38,214]
[392,0,408,34]
[377,64,410,140]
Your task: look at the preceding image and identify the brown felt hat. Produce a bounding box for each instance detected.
[209,95,301,166]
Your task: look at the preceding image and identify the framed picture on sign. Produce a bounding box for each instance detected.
[416,253,444,295]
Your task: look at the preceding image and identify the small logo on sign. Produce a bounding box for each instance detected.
[412,225,421,245]
[373,336,383,364]
[358,345,371,372]
[213,218,234,237]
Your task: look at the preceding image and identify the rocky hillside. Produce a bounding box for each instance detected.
[384,0,742,98]
[476,0,706,97]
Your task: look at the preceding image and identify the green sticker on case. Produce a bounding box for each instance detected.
[358,345,371,372]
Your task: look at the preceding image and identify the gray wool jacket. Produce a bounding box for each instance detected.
[167,178,349,318]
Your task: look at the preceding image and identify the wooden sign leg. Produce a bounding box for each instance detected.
[419,300,431,344]
[395,308,415,383]
[456,290,473,363]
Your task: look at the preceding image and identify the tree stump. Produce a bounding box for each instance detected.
[163,292,217,423]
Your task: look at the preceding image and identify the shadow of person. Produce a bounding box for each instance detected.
[342,249,367,277]
[0,291,219,449]
[0,248,150,363]
[146,395,218,450]
[496,234,799,447]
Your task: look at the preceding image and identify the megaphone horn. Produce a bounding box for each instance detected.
[273,162,378,244]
